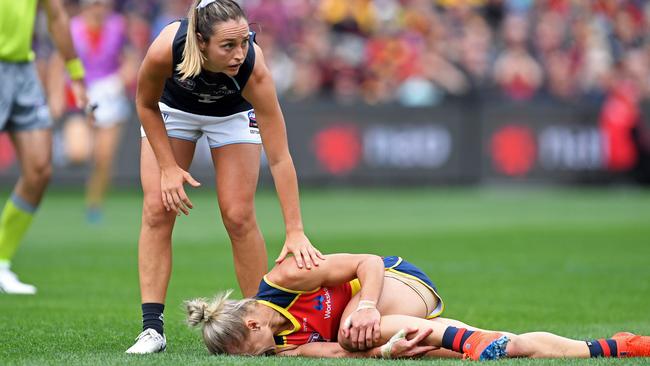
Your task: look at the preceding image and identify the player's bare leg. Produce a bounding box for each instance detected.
[11,129,52,207]
[86,122,123,222]
[138,137,195,303]
[338,274,457,354]
[0,129,51,295]
[373,315,594,359]
[506,332,590,358]
[211,143,267,298]
[127,137,195,354]
[62,114,91,164]
[338,274,593,359]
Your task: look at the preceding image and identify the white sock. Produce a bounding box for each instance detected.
[0,260,10,271]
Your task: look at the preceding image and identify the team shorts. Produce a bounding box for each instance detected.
[87,73,130,127]
[0,61,52,132]
[350,256,445,319]
[141,102,262,148]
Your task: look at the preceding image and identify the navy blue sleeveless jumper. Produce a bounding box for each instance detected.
[160,18,256,117]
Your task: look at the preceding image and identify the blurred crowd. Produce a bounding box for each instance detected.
[34,0,650,106]
[245,0,650,106]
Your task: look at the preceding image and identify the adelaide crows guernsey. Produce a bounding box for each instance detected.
[256,275,358,347]
[255,256,444,348]
[160,18,256,117]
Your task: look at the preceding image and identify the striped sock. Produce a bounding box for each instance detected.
[442,326,475,353]
[586,339,619,357]
[142,303,165,335]
[0,193,37,262]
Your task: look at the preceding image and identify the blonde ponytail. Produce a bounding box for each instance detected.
[177,0,247,80]
[177,2,205,80]
[185,290,257,355]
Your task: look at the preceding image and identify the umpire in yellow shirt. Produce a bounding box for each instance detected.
[0,0,88,294]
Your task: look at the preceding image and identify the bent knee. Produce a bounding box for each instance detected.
[142,199,175,228]
[23,161,52,187]
[221,206,256,236]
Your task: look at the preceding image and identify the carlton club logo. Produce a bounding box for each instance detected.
[174,76,195,91]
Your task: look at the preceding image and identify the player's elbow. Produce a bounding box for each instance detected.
[135,91,159,114]
[267,151,292,170]
[361,254,383,268]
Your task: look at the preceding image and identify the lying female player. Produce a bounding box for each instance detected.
[185,253,650,360]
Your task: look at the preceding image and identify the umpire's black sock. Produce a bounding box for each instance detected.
[142,303,165,335]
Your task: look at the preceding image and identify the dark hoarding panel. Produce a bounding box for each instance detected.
[481,100,620,183]
[279,100,473,184]
[1,100,648,187]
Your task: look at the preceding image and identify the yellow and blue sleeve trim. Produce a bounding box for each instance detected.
[255,276,322,345]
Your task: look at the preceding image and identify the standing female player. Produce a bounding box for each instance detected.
[126,0,324,354]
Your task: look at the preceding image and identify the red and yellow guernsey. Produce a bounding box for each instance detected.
[255,273,361,347]
[254,256,444,348]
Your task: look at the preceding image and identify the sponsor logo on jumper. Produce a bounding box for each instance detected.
[313,289,332,319]
[313,296,323,310]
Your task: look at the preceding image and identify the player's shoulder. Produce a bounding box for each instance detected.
[266,259,300,289]
[151,22,181,51]
[144,22,180,71]
[247,43,270,84]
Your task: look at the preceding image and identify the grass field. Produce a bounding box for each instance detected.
[0,187,649,366]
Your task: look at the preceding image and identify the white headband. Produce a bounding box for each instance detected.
[197,0,217,9]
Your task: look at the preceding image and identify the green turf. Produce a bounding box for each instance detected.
[0,187,649,365]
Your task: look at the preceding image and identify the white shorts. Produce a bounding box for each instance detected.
[141,102,261,148]
[88,73,130,127]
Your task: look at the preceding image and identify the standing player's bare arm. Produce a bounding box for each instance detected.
[136,23,201,215]
[242,43,324,269]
